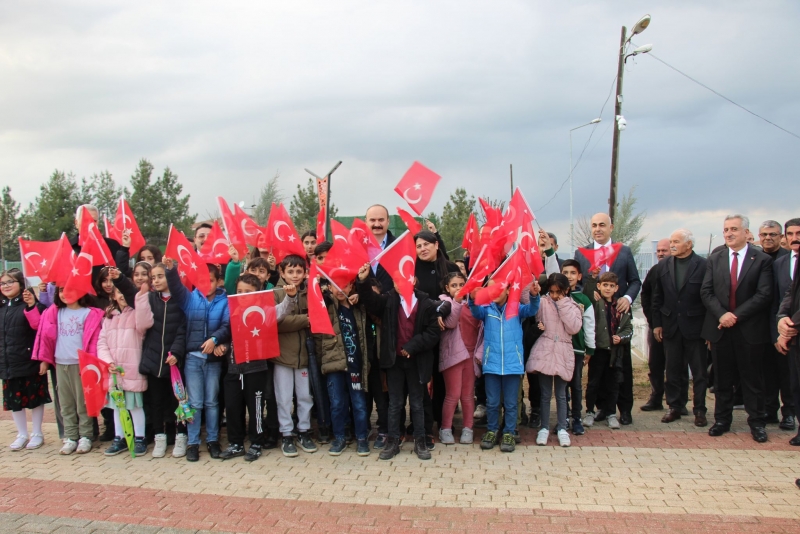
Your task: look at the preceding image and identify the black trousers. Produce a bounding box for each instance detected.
[431,350,445,426]
[527,372,541,415]
[387,358,425,440]
[366,363,389,434]
[224,370,269,446]
[616,347,634,413]
[146,373,184,435]
[763,345,795,418]
[475,374,486,407]
[647,329,666,402]
[664,332,707,414]
[789,350,800,424]
[585,349,619,414]
[568,353,585,420]
[711,327,766,428]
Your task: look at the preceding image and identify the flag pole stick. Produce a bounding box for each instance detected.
[370,230,410,265]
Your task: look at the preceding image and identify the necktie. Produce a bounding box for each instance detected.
[729,252,739,311]
[792,253,798,281]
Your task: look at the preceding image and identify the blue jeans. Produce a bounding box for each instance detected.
[326,371,369,441]
[485,373,521,435]
[184,355,222,445]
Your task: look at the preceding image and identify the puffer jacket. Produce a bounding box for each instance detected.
[273,279,309,369]
[166,267,230,361]
[140,291,187,378]
[438,295,470,372]
[1,296,46,379]
[313,292,370,391]
[97,291,153,392]
[31,305,105,365]
[470,296,540,376]
[526,296,583,381]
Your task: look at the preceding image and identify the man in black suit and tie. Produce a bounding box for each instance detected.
[701,214,774,442]
[574,212,642,425]
[366,204,396,294]
[652,229,709,427]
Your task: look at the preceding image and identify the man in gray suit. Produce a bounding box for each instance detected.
[574,212,642,425]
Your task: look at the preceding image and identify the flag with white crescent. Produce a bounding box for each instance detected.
[217,197,249,259]
[308,262,335,335]
[266,203,306,264]
[198,221,232,263]
[349,218,382,261]
[165,225,212,296]
[474,247,533,319]
[78,206,114,267]
[78,349,110,417]
[394,161,441,216]
[113,197,146,254]
[61,236,100,304]
[227,290,281,364]
[397,207,423,235]
[376,230,417,316]
[320,224,369,289]
[18,234,72,283]
[233,202,265,249]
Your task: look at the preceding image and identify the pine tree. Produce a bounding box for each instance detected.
[438,188,476,259]
[289,177,337,233]
[0,186,21,260]
[155,167,195,239]
[610,186,647,255]
[128,159,160,243]
[92,171,127,222]
[254,173,284,225]
[19,170,81,241]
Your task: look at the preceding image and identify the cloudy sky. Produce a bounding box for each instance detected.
[2,1,799,253]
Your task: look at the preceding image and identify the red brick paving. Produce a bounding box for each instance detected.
[1,477,799,533]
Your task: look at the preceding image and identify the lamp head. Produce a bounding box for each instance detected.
[590,118,602,124]
[628,14,651,41]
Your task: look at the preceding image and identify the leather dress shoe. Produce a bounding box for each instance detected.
[640,399,663,412]
[694,413,708,427]
[779,415,796,431]
[594,409,607,422]
[661,408,681,423]
[708,422,730,437]
[680,406,689,416]
[751,427,768,443]
[765,414,780,424]
[619,412,633,425]
[789,433,800,446]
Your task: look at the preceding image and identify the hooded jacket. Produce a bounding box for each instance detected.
[438,295,471,372]
[273,279,309,369]
[313,291,371,391]
[31,305,105,365]
[526,295,583,381]
[470,296,540,376]
[97,291,153,392]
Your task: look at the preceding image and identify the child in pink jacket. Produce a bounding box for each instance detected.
[97,281,154,457]
[527,274,582,448]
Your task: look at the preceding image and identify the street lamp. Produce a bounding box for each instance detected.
[570,118,602,254]
[608,15,652,222]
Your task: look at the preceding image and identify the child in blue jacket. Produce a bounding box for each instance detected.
[470,279,540,453]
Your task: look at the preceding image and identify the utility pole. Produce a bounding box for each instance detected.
[608,25,626,223]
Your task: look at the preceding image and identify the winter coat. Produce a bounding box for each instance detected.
[139,290,187,378]
[470,296,540,376]
[166,267,230,361]
[97,292,152,392]
[31,306,105,365]
[313,293,371,391]
[273,279,309,369]
[225,294,293,375]
[526,296,583,381]
[570,291,596,357]
[438,295,471,372]
[1,296,46,380]
[583,276,633,356]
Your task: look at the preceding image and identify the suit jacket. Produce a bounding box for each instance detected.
[370,230,396,294]
[640,262,660,327]
[574,243,642,303]
[771,253,795,342]
[700,245,773,344]
[651,253,708,340]
[777,270,800,355]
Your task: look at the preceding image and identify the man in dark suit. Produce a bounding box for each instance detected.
[640,238,671,411]
[366,204,396,294]
[701,214,774,442]
[574,212,642,425]
[652,229,709,426]
[773,218,800,439]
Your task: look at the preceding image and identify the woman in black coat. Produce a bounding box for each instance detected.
[1,269,51,450]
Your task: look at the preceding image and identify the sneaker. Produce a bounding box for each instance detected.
[298,432,317,453]
[583,412,595,427]
[244,444,262,462]
[557,429,571,447]
[460,428,474,444]
[207,441,222,459]
[317,428,331,445]
[76,437,92,454]
[480,431,497,450]
[152,434,167,458]
[571,420,585,436]
[328,437,347,456]
[60,439,78,455]
[500,433,515,453]
[373,433,388,450]
[527,412,541,429]
[356,439,370,456]
[414,437,431,460]
[379,437,400,460]
[536,428,549,446]
[282,436,298,457]
[513,429,521,444]
[219,443,245,460]
[10,434,29,451]
[26,434,44,450]
[133,437,147,456]
[474,404,486,419]
[186,444,200,462]
[172,434,188,458]
[439,428,455,445]
[425,435,435,451]
[607,414,621,429]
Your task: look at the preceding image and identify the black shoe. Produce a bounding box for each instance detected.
[527,412,541,429]
[373,433,387,450]
[780,416,796,431]
[207,441,221,459]
[263,432,279,450]
[356,439,370,457]
[594,410,607,422]
[640,400,663,412]
[379,437,400,460]
[425,435,435,451]
[133,437,147,456]
[751,427,768,443]
[298,432,317,453]
[244,444,262,462]
[328,437,347,456]
[281,437,298,457]
[680,406,689,416]
[317,427,331,445]
[99,426,115,442]
[708,423,730,437]
[186,444,200,462]
[765,414,781,425]
[219,443,245,460]
[619,412,633,425]
[790,433,800,446]
[414,437,431,460]
[796,479,800,490]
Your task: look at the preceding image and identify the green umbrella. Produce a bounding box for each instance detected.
[110,368,135,458]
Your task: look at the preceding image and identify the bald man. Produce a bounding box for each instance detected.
[575,213,642,425]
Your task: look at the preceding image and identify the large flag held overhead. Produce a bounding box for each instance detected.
[227,290,281,364]
[165,225,212,295]
[61,236,100,304]
[266,203,305,264]
[457,244,492,299]
[375,230,417,316]
[479,198,502,229]
[394,161,441,216]
[217,197,249,259]
[113,197,146,254]
[78,349,110,418]
[397,207,423,235]
[233,203,264,249]
[308,263,335,335]
[461,213,477,253]
[474,247,533,319]
[321,229,369,290]
[519,220,545,278]
[78,206,114,267]
[18,234,71,283]
[198,221,232,263]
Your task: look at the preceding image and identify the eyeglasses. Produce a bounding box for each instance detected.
[759,232,780,238]
[0,280,20,287]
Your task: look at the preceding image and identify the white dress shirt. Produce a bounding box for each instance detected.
[728,243,748,280]
[371,233,389,274]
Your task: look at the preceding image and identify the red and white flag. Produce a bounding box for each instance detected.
[320,230,369,290]
[308,263,335,335]
[519,219,545,278]
[79,349,110,418]
[217,197,249,259]
[474,247,532,319]
[504,188,535,232]
[18,234,71,283]
[457,244,492,299]
[316,204,327,243]
[461,213,477,252]
[394,161,441,216]
[78,206,113,267]
[165,225,212,295]
[227,290,281,364]
[397,207,423,235]
[479,198,502,229]
[233,203,264,249]
[266,203,305,264]
[198,221,231,263]
[329,219,350,246]
[113,197,146,254]
[103,215,117,241]
[578,243,623,272]
[349,218,382,261]
[376,230,417,316]
[62,236,100,304]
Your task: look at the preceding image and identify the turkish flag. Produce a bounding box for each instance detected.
[19,234,71,283]
[103,215,117,241]
[479,198,502,229]
[329,219,350,245]
[320,229,368,290]
[198,221,231,263]
[266,203,305,264]
[232,203,264,249]
[316,204,327,243]
[461,213,477,252]
[458,244,492,299]
[578,243,623,272]
[217,197,249,259]
[165,225,212,296]
[61,237,100,304]
[504,188,534,231]
[376,230,416,315]
[78,349,110,417]
[42,234,77,287]
[519,219,544,278]
[78,206,114,266]
[308,263,335,335]
[349,218,382,261]
[113,197,146,254]
[394,161,441,216]
[397,207,423,235]
[475,247,532,319]
[227,290,281,364]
